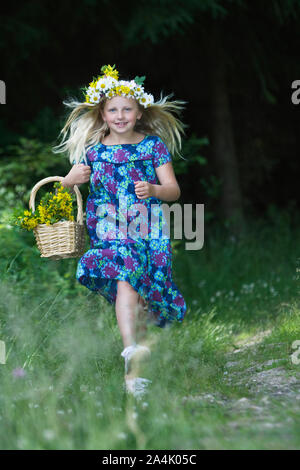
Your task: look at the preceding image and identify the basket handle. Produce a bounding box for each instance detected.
[28,176,84,224]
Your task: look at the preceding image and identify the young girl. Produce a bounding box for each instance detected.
[53,65,187,398]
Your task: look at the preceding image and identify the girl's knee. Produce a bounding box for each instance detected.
[117,280,137,295]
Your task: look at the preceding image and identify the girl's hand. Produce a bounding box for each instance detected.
[134,181,154,199]
[63,163,91,186]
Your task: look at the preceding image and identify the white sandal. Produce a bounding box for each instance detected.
[121,344,151,375]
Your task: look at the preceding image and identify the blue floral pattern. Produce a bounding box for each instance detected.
[73,135,187,327]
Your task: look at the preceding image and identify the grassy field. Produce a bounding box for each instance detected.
[0,207,299,450]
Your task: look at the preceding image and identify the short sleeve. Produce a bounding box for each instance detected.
[152,137,172,168]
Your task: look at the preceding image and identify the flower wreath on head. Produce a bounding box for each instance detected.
[83,64,154,108]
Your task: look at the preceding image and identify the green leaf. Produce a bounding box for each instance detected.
[134,76,146,85]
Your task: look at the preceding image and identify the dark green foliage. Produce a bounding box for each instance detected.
[0,137,79,213]
[176,134,209,175]
[1,0,300,214]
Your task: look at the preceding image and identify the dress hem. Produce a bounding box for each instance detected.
[77,272,184,328]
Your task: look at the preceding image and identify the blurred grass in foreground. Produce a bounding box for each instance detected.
[0,207,299,449]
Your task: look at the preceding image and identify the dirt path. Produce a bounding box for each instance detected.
[182,330,300,442]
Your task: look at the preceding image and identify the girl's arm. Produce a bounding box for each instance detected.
[152,162,181,202]
[151,137,181,202]
[58,164,91,194]
[151,182,180,202]
[61,176,82,192]
[63,164,90,188]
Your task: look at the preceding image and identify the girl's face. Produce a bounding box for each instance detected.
[101,96,142,135]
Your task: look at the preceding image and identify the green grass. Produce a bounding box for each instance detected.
[0,207,300,449]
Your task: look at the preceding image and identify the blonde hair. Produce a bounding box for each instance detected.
[52,93,187,164]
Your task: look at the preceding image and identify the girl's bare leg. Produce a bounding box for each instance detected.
[116,281,150,380]
[136,295,148,343]
[116,280,139,349]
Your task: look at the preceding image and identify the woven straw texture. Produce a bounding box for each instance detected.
[29,176,86,260]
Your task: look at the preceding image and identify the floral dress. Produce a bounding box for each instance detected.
[73,134,187,328]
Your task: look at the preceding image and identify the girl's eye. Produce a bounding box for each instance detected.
[107,108,131,112]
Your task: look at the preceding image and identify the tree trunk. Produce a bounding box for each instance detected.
[208,21,245,236]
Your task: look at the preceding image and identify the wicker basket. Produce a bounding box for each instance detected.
[29,176,86,260]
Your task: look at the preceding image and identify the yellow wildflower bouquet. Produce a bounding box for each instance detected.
[13,182,75,231]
